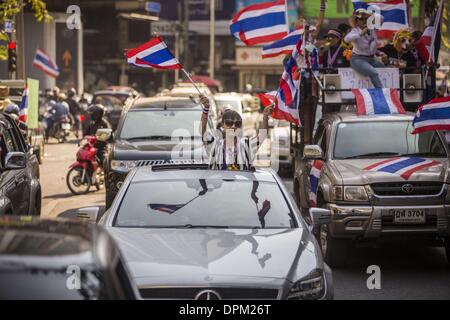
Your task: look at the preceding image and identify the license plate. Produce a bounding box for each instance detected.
[62,123,71,130]
[391,209,426,224]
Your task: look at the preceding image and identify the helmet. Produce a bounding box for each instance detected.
[87,104,105,121]
[4,103,20,116]
[58,93,67,101]
[68,88,77,98]
[52,86,60,96]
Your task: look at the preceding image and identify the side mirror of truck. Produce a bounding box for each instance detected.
[5,152,27,170]
[304,145,323,160]
[309,208,332,227]
[96,128,113,142]
[76,206,102,223]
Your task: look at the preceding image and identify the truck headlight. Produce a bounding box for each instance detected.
[110,160,137,173]
[344,186,368,201]
[287,270,325,300]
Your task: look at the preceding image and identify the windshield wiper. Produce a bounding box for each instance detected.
[343,152,399,159]
[398,152,447,157]
[126,135,172,141]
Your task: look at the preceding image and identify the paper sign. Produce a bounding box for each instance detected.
[26,78,39,129]
[338,68,400,99]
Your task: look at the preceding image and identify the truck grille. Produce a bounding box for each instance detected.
[371,182,443,197]
[139,287,279,300]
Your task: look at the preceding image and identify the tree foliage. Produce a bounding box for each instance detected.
[0,0,52,23]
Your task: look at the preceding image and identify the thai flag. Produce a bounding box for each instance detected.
[364,157,440,180]
[352,0,408,38]
[412,96,450,134]
[261,27,303,59]
[148,203,186,214]
[127,37,182,70]
[273,35,303,125]
[32,48,59,78]
[19,85,28,122]
[230,0,289,46]
[352,88,405,116]
[309,160,324,207]
[416,0,443,63]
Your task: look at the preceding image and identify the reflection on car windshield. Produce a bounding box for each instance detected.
[334,121,447,159]
[119,110,202,140]
[115,179,295,229]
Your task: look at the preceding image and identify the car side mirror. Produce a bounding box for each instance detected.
[96,128,113,142]
[304,145,323,160]
[309,208,332,226]
[5,152,27,170]
[76,206,102,223]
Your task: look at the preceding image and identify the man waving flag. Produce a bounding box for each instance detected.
[230,0,289,46]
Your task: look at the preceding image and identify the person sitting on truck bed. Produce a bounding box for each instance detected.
[344,9,385,88]
[379,29,423,70]
[321,29,350,70]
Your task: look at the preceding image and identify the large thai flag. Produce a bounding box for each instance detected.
[127,37,182,70]
[19,85,28,123]
[273,35,303,125]
[352,88,405,116]
[309,160,324,207]
[230,0,289,46]
[352,0,408,38]
[412,96,450,134]
[416,0,443,63]
[364,157,440,180]
[261,27,303,59]
[32,48,59,78]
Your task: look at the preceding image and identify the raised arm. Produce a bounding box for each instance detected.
[199,94,210,139]
[312,0,327,38]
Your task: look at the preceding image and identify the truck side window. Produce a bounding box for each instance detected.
[1,129,17,152]
[313,123,328,156]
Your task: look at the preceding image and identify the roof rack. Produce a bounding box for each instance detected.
[151,163,210,172]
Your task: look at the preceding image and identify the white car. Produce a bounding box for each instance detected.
[270,120,292,172]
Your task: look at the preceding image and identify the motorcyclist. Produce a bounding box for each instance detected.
[45,96,69,140]
[4,103,28,137]
[66,88,82,138]
[83,104,111,167]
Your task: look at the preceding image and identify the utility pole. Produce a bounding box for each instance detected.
[183,0,189,71]
[16,0,25,80]
[175,2,182,83]
[209,0,215,79]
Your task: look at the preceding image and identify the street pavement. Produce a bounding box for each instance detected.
[40,140,450,299]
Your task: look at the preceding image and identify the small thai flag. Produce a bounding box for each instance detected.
[32,48,59,78]
[352,88,405,116]
[230,0,289,46]
[309,160,324,207]
[364,157,440,180]
[352,0,409,38]
[416,0,443,64]
[261,27,303,59]
[149,203,186,214]
[19,85,28,122]
[127,37,182,70]
[412,96,450,134]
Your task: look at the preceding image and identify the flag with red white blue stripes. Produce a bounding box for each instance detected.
[412,96,450,134]
[416,0,443,63]
[309,160,324,207]
[19,85,28,123]
[261,27,303,59]
[127,37,182,70]
[32,48,59,78]
[364,157,440,180]
[230,0,289,46]
[352,88,405,116]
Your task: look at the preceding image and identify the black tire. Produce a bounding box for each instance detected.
[444,238,450,264]
[37,140,45,164]
[67,167,91,195]
[31,190,42,216]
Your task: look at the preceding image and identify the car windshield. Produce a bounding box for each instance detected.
[115,179,295,229]
[334,121,448,159]
[216,99,242,113]
[119,110,202,140]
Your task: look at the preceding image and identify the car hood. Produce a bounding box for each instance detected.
[328,158,449,185]
[107,228,321,286]
[113,139,206,161]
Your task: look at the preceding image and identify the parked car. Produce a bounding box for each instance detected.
[271,120,293,172]
[0,113,41,216]
[0,216,139,300]
[102,96,217,208]
[92,89,139,130]
[87,164,334,300]
[214,92,262,136]
[295,112,450,267]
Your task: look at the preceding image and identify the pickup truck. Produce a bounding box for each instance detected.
[294,112,450,267]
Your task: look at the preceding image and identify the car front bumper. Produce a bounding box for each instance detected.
[327,203,450,239]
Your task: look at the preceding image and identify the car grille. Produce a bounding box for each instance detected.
[371,182,443,197]
[139,287,279,300]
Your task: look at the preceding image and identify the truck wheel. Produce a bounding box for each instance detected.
[319,224,350,268]
[444,238,450,264]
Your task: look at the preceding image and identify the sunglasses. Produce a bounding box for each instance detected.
[223,119,242,128]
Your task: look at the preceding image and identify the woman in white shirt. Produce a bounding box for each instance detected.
[344,9,385,88]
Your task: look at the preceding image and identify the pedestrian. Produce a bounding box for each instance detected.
[199,94,273,170]
[344,8,385,88]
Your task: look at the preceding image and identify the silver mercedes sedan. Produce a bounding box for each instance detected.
[95,164,334,300]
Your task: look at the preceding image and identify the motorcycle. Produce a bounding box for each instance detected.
[45,109,71,143]
[66,136,104,195]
